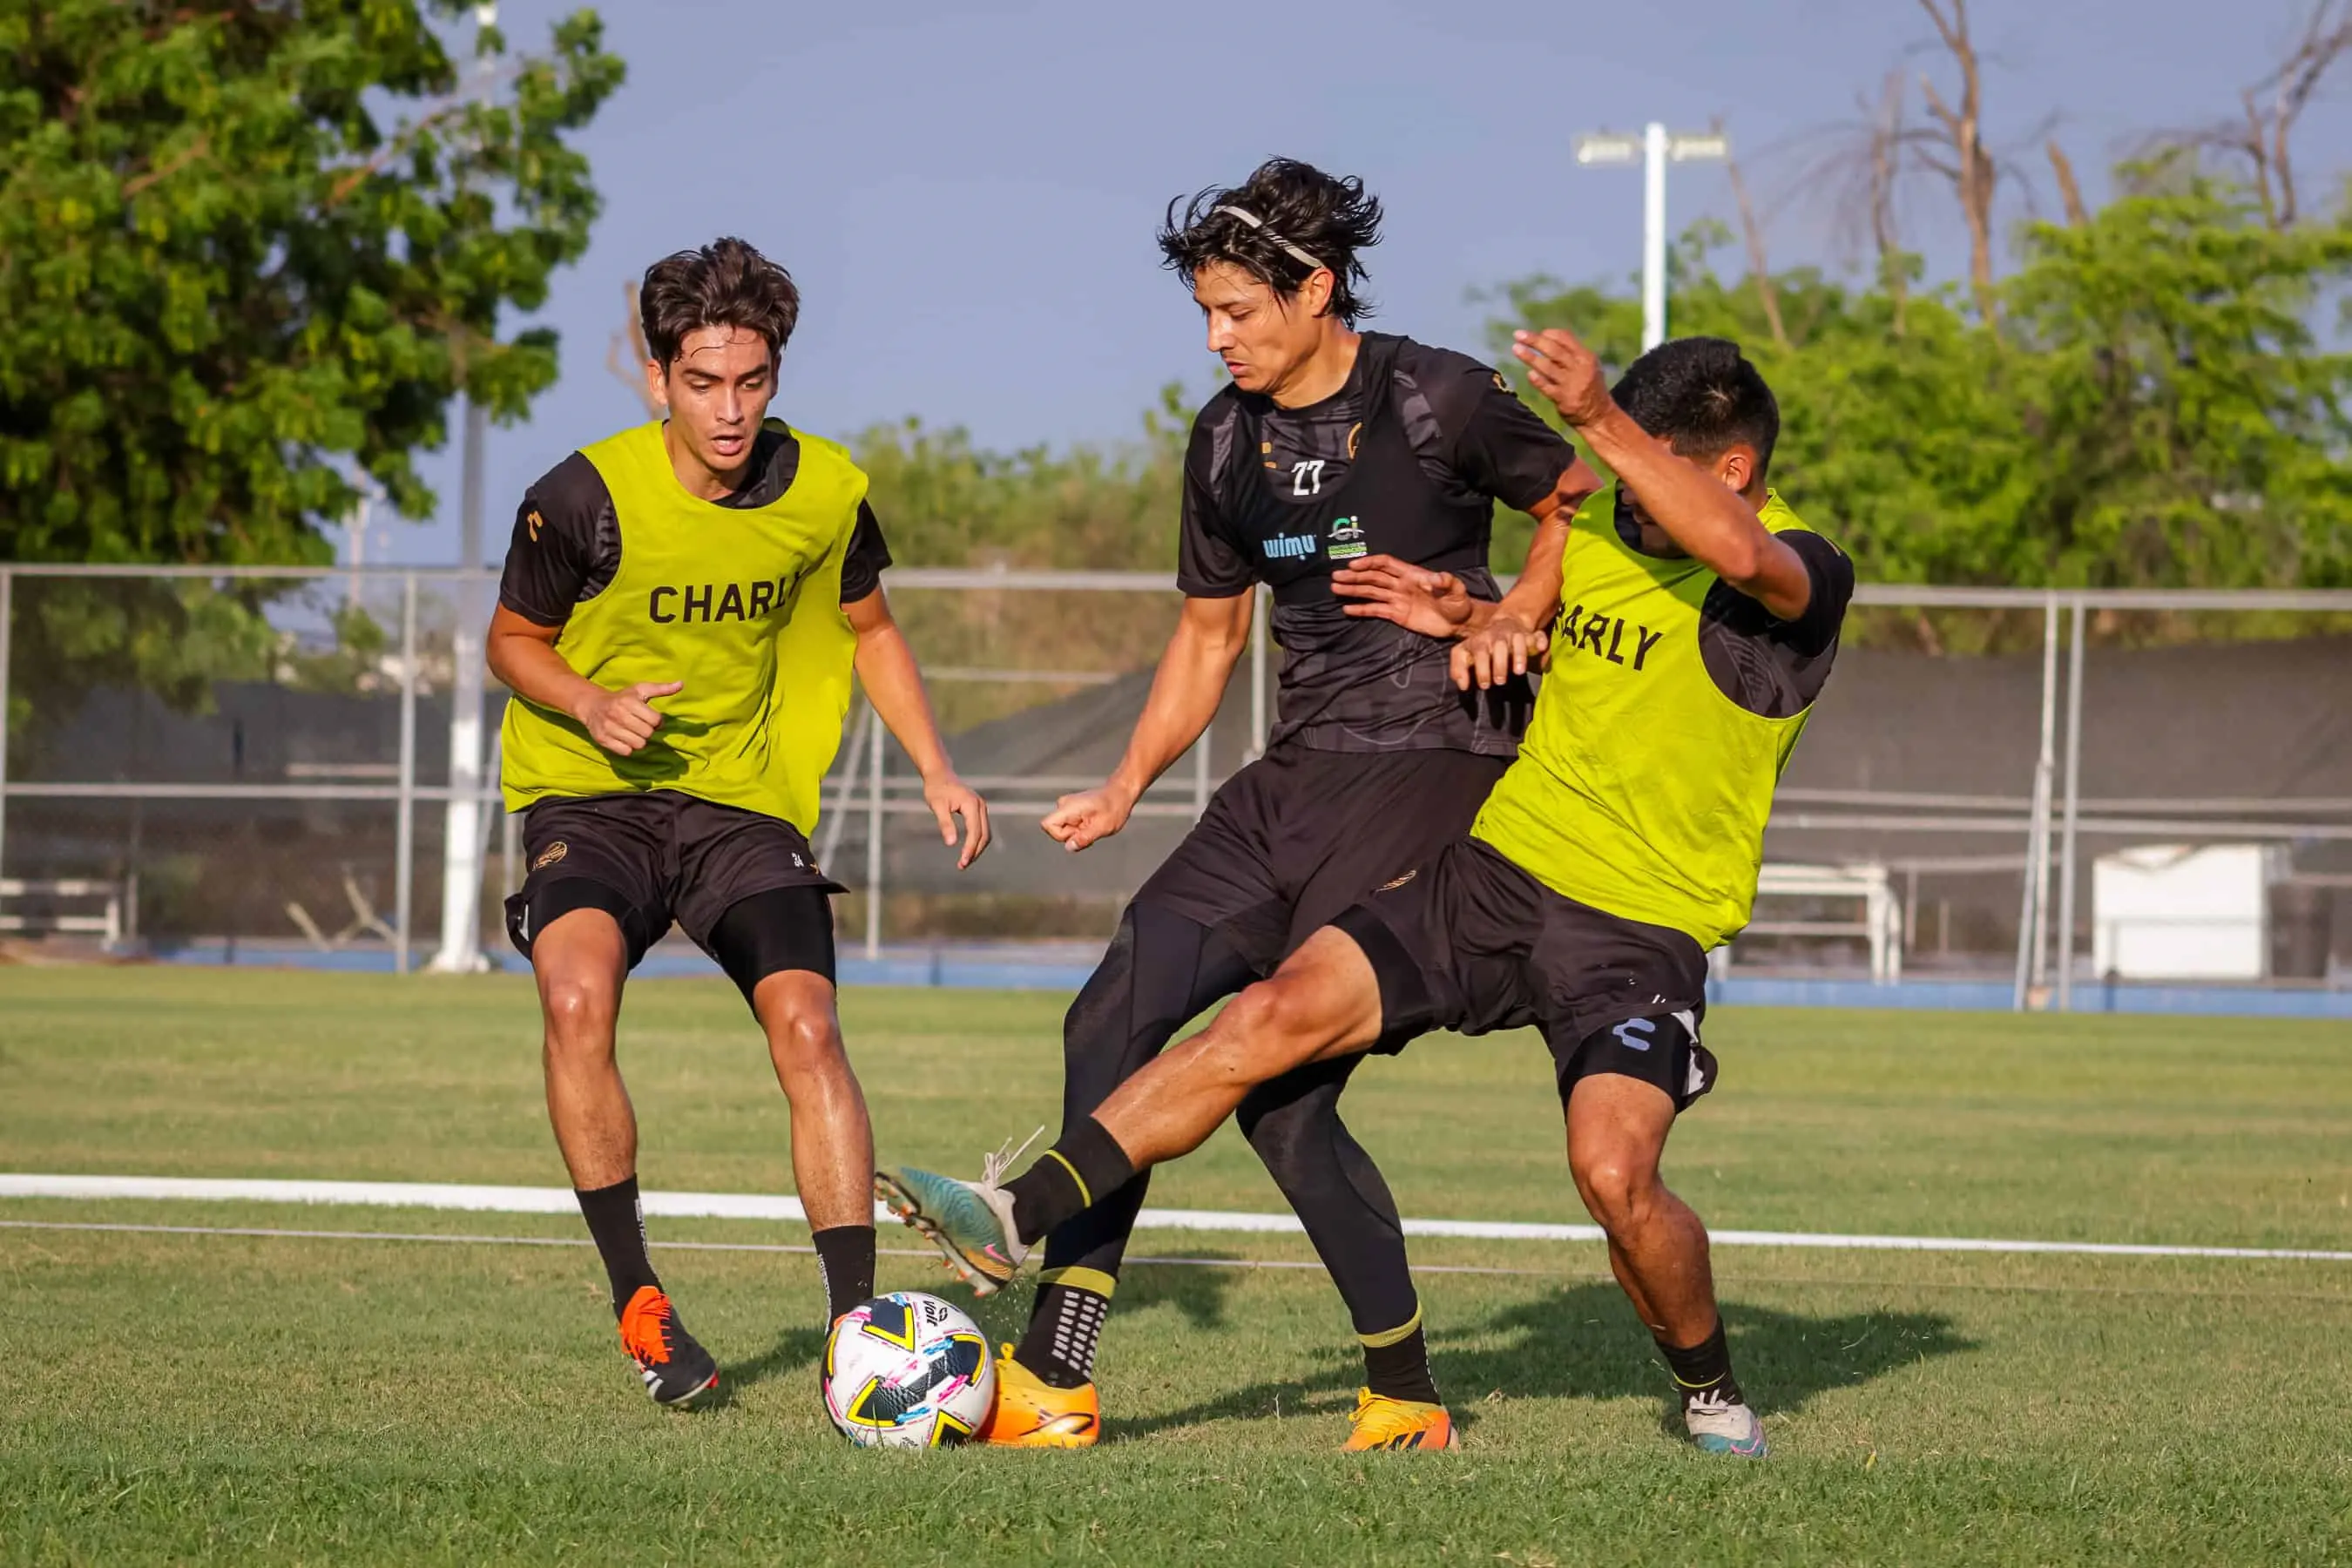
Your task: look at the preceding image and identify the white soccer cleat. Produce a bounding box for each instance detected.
[1684,1390,1768,1457]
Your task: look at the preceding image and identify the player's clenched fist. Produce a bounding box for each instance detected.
[1042,782,1138,853]
[1513,327,1612,428]
[573,679,683,756]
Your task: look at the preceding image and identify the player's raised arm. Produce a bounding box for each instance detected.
[1513,326,1813,621]
[845,585,990,868]
[1042,590,1254,853]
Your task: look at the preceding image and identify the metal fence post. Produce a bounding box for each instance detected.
[1247,587,1268,763]
[0,568,12,894]
[2054,598,2089,1011]
[863,712,884,961]
[2011,595,2061,1010]
[394,572,418,975]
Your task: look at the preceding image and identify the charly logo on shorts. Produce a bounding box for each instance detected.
[1376,868,1417,891]
[532,841,569,872]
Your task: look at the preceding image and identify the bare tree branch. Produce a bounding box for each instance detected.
[2046,139,2089,226]
[1913,0,2001,322]
[1720,124,1790,350]
[605,278,665,418]
[2142,0,2349,228]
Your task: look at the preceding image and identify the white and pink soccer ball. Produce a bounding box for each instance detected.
[822,1291,995,1449]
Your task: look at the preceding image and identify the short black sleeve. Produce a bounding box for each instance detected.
[497,452,616,626]
[841,500,893,605]
[1774,531,1855,656]
[1174,407,1254,598]
[1409,350,1578,512]
[1697,529,1855,719]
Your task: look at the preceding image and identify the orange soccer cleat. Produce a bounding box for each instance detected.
[617,1285,720,1409]
[1342,1389,1459,1451]
[978,1345,1101,1448]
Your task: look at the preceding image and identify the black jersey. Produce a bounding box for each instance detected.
[497,424,893,626]
[1177,334,1577,754]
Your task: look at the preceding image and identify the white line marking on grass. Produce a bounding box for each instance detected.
[0,1220,1546,1278]
[5,1173,2349,1263]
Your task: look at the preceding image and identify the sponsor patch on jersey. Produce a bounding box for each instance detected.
[1328,516,1367,561]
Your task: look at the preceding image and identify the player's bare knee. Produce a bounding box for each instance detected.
[765,1002,848,1085]
[1571,1152,1656,1235]
[539,970,618,1054]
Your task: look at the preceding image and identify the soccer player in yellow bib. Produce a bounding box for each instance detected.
[882,328,1851,1456]
[490,239,990,1409]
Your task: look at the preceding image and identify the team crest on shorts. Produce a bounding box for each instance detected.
[533,841,569,872]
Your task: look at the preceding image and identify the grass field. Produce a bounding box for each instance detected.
[3,967,2349,1565]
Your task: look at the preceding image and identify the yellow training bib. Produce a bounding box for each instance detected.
[498,420,866,834]
[1471,487,1827,949]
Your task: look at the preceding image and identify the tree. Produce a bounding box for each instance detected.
[0,0,621,747]
[1,0,622,564]
[1482,178,2352,605]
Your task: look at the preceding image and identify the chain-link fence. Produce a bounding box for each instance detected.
[2,564,2347,1005]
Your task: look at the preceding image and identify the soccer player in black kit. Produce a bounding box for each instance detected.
[882,159,1596,1450]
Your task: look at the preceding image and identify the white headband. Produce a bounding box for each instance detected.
[1213,204,1329,275]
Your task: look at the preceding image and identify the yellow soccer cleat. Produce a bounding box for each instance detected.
[979,1345,1101,1448]
[1342,1389,1460,1451]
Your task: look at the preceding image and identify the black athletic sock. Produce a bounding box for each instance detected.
[575,1176,660,1315]
[1657,1319,1747,1412]
[1005,1117,1134,1246]
[1361,1317,1442,1405]
[811,1225,876,1324]
[1015,1279,1113,1389]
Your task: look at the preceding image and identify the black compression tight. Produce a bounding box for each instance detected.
[1031,902,1421,1342]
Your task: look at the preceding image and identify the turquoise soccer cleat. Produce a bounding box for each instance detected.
[1684,1391,1768,1457]
[874,1151,1030,1297]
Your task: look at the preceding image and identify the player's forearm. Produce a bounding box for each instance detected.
[1491,512,1571,632]
[1575,404,1774,583]
[853,622,957,783]
[1106,613,1247,804]
[489,631,602,723]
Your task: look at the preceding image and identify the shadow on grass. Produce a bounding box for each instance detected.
[1107,1281,1972,1443]
[717,1324,829,1402]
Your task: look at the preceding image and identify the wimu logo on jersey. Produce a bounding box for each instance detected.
[1554,602,1666,671]
[1260,516,1368,564]
[647,572,804,625]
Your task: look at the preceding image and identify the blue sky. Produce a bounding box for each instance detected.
[377,0,2352,564]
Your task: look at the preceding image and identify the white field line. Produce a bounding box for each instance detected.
[4,1173,2349,1263]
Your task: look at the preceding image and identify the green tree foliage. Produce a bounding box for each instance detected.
[1486,181,2352,596]
[0,0,621,745]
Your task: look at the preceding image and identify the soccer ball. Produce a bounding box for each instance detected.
[822,1291,995,1449]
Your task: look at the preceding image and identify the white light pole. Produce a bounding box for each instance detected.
[429,2,502,976]
[1572,123,1730,352]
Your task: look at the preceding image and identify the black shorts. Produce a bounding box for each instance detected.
[503,792,842,996]
[1134,745,1514,975]
[1333,836,1719,1112]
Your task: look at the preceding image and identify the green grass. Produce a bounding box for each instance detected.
[3,967,2350,1565]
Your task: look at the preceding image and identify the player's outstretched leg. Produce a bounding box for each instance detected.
[1565,1067,1763,1457]
[882,929,1393,1442]
[988,905,1257,1445]
[534,907,718,1409]
[1237,1064,1455,1450]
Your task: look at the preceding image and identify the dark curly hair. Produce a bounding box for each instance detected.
[1613,336,1780,479]
[639,237,801,368]
[1157,158,1382,324]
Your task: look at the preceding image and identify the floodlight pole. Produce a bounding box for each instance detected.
[1574,123,1728,353]
[1642,123,1668,352]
